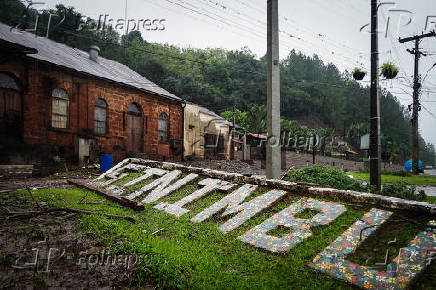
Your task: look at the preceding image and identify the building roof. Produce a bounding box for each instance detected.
[0,38,38,55]
[248,133,267,140]
[198,106,235,127]
[0,22,181,102]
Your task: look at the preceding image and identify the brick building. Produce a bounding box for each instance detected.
[0,22,184,171]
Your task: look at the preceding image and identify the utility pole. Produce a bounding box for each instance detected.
[266,0,281,179]
[124,0,128,35]
[399,30,436,174]
[232,104,236,140]
[312,134,316,165]
[370,0,381,190]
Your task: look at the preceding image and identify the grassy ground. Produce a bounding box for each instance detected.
[349,172,436,186]
[3,175,435,289]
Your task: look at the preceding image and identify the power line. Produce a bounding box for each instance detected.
[162,0,310,59]
[250,0,370,58]
[421,104,436,121]
[379,8,409,82]
[53,26,374,90]
[208,0,368,65]
[55,27,265,76]
[54,27,373,93]
[147,0,273,48]
[208,0,371,69]
[163,0,265,41]
[181,0,367,68]
[399,30,436,173]
[52,15,414,104]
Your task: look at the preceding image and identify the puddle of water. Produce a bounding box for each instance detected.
[418,170,436,197]
[424,169,436,177]
[416,186,436,197]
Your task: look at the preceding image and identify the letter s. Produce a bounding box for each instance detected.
[151,19,160,31]
[159,19,166,31]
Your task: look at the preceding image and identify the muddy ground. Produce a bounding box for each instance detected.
[0,185,152,289]
[0,168,97,192]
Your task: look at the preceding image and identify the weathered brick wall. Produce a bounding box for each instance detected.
[0,58,184,163]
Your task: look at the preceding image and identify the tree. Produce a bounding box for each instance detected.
[247,105,266,134]
[1,0,434,165]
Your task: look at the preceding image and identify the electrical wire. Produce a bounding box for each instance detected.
[421,104,436,121]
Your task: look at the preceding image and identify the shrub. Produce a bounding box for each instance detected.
[377,182,427,201]
[287,165,365,191]
[287,166,427,202]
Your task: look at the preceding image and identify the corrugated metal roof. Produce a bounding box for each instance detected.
[198,105,235,127]
[248,133,267,140]
[0,22,182,102]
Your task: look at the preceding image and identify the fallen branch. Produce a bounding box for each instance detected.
[77,191,89,205]
[24,178,43,210]
[4,207,136,223]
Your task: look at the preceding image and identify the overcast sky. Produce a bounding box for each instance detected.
[39,0,436,146]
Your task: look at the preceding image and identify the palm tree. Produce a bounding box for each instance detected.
[247,105,266,134]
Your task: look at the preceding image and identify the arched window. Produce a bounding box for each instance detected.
[51,88,69,129]
[0,72,20,90]
[158,112,169,142]
[0,73,21,134]
[128,103,142,115]
[94,98,107,135]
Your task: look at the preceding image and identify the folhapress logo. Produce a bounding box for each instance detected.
[77,15,166,33]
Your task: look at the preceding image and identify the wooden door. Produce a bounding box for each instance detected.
[0,89,22,136]
[127,113,143,153]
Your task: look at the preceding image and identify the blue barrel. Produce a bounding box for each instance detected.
[100,154,113,173]
[404,159,423,172]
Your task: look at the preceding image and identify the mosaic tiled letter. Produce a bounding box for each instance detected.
[239,198,346,253]
[123,168,167,188]
[155,179,235,217]
[100,173,128,187]
[106,168,166,196]
[92,159,131,182]
[381,222,436,289]
[310,208,397,288]
[92,162,147,186]
[311,210,436,289]
[218,189,287,234]
[142,173,199,204]
[191,184,258,223]
[105,185,127,196]
[127,170,181,200]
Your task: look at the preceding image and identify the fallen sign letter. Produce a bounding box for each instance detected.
[154,179,235,217]
[239,197,346,253]
[218,189,287,233]
[310,209,436,289]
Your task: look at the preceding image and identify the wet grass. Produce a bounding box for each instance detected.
[349,172,436,187]
[6,175,435,289]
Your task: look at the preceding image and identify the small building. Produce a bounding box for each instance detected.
[246,133,267,160]
[0,22,184,170]
[184,103,233,160]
